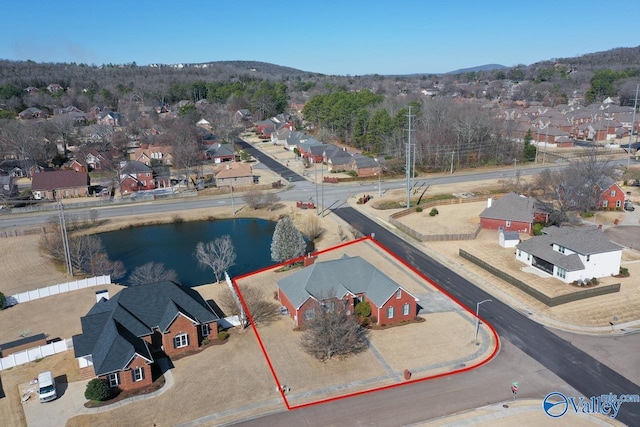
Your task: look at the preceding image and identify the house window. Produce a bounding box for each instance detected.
[527,254,530,261]
[506,220,511,227]
[403,303,410,316]
[395,289,402,299]
[517,249,521,257]
[616,200,622,208]
[603,200,608,208]
[304,308,316,320]
[174,333,189,349]
[387,306,395,319]
[107,372,120,387]
[586,255,590,262]
[325,301,336,313]
[132,367,145,382]
[557,267,567,279]
[557,245,566,254]
[201,324,210,338]
[610,190,616,196]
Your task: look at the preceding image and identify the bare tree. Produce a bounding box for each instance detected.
[242,189,263,209]
[300,299,370,361]
[219,286,279,328]
[128,261,178,285]
[302,214,325,240]
[263,192,281,211]
[195,235,237,284]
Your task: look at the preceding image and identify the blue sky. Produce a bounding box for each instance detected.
[1,1,639,75]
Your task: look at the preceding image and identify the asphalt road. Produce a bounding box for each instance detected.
[233,207,640,426]
[331,207,640,425]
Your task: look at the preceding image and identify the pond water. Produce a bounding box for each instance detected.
[99,218,277,287]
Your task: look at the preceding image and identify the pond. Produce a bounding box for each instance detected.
[99,218,278,287]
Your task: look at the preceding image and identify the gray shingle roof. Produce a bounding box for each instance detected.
[72,281,219,376]
[120,160,152,175]
[277,255,417,309]
[516,226,622,272]
[480,192,550,223]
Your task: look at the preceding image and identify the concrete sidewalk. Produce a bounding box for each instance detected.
[415,399,624,426]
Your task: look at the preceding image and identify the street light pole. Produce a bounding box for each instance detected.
[629,84,639,170]
[375,157,382,197]
[474,299,492,342]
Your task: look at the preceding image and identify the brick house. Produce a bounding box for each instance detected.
[72,281,220,392]
[479,192,551,235]
[596,177,624,210]
[130,144,174,167]
[31,170,89,200]
[277,255,419,327]
[119,160,155,194]
[214,162,254,187]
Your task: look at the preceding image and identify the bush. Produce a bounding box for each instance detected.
[590,277,598,285]
[429,208,439,216]
[620,267,629,276]
[217,331,229,341]
[355,301,371,318]
[85,378,111,401]
[370,316,377,325]
[0,291,5,309]
[201,337,209,346]
[415,206,423,212]
[532,223,544,236]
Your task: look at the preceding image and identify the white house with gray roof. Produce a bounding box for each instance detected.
[277,255,419,326]
[515,226,622,283]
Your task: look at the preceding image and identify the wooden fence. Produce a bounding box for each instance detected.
[388,195,491,241]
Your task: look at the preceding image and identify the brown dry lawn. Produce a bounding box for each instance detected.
[0,200,350,427]
[233,239,497,408]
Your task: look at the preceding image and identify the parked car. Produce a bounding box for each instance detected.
[37,371,57,402]
[624,201,635,212]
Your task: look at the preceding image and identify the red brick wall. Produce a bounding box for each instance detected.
[480,218,532,234]
[100,355,152,392]
[376,290,416,325]
[278,288,297,325]
[163,314,200,356]
[598,184,625,209]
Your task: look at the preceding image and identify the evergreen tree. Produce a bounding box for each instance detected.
[523,129,537,162]
[270,216,306,263]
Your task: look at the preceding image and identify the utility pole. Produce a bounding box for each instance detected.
[321,151,325,216]
[629,84,639,170]
[57,202,73,277]
[230,185,235,216]
[314,159,319,216]
[450,151,455,174]
[406,106,413,209]
[542,122,549,165]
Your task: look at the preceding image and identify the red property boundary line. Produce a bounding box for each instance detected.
[231,235,500,411]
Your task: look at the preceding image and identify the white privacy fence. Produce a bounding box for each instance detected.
[5,275,111,307]
[0,339,73,371]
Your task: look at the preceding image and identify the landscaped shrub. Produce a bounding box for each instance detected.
[370,316,377,325]
[590,277,598,285]
[620,267,629,276]
[217,331,229,341]
[0,291,5,309]
[415,206,423,213]
[532,223,544,236]
[429,208,439,216]
[355,301,372,318]
[201,337,210,346]
[85,378,111,401]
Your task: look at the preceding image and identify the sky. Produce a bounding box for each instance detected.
[1,0,639,76]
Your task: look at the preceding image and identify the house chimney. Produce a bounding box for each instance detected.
[487,197,493,208]
[95,289,109,303]
[303,253,316,267]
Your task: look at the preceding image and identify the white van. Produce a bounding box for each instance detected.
[37,371,57,402]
